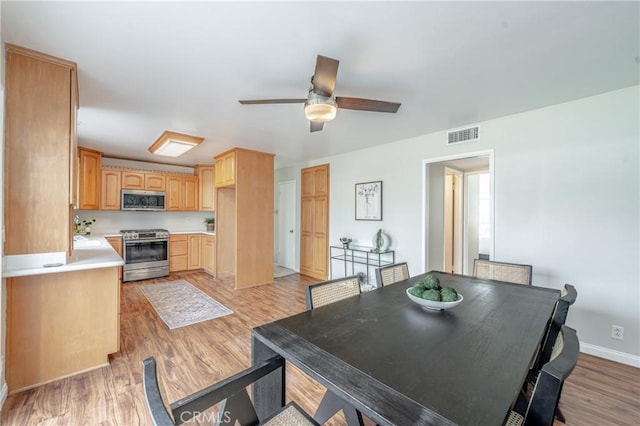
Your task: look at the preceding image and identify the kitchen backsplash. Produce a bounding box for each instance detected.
[75,210,214,234]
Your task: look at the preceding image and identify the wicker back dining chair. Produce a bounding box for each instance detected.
[473,259,533,285]
[143,355,319,426]
[305,275,361,310]
[375,262,410,288]
[507,325,580,426]
[304,275,365,425]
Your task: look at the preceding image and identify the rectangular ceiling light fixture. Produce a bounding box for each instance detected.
[148,130,204,157]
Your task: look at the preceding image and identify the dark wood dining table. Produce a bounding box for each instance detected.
[251,271,560,425]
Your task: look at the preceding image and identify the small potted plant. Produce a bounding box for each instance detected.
[204,217,215,232]
[73,215,96,234]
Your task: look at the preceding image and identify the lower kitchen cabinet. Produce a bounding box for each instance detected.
[202,234,216,276]
[6,267,119,393]
[188,234,201,270]
[169,235,188,272]
[169,233,213,274]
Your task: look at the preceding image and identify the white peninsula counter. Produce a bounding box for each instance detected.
[3,236,123,278]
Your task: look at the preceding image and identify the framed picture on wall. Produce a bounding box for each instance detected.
[355,181,382,220]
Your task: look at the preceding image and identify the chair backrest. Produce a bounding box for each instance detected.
[524,325,580,426]
[473,259,532,285]
[143,355,285,425]
[375,262,410,287]
[535,284,578,371]
[305,275,361,310]
[560,283,577,305]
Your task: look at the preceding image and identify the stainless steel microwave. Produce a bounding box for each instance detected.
[121,189,166,211]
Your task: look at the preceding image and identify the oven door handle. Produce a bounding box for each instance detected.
[124,238,169,245]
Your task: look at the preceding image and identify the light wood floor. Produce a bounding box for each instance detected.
[1,271,638,425]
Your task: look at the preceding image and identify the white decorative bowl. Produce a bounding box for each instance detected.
[406,288,463,311]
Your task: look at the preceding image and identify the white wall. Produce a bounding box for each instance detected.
[276,86,640,365]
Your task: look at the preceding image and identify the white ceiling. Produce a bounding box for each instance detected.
[2,1,638,168]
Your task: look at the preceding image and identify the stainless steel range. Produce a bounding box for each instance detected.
[121,229,170,282]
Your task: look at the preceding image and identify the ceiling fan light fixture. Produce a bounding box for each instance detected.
[304,92,337,122]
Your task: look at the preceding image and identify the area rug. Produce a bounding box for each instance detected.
[274,265,297,278]
[140,280,233,329]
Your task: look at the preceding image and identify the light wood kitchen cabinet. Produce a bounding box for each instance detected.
[214,150,236,187]
[78,147,102,210]
[4,44,78,257]
[196,165,215,211]
[122,171,167,191]
[145,173,166,191]
[6,267,119,393]
[166,176,182,211]
[188,234,201,270]
[183,176,198,211]
[101,168,122,210]
[105,236,123,282]
[202,234,216,276]
[215,148,274,288]
[300,164,330,280]
[121,172,145,189]
[69,74,79,208]
[167,175,198,211]
[169,234,188,272]
[170,233,204,272]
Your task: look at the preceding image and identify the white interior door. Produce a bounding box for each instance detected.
[277,180,296,270]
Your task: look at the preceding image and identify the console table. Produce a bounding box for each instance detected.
[330,245,395,289]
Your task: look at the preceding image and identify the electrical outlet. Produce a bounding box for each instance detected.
[611,325,624,340]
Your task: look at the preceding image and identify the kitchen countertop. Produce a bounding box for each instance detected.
[171,231,216,236]
[101,231,215,237]
[3,236,124,278]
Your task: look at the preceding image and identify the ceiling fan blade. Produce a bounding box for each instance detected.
[310,121,324,132]
[336,97,401,113]
[312,55,339,97]
[239,99,306,105]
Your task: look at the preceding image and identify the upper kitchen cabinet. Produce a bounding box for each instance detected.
[78,147,102,210]
[145,173,166,191]
[183,176,198,211]
[196,165,215,211]
[121,172,145,189]
[101,168,121,210]
[4,44,78,257]
[214,150,236,187]
[121,171,166,191]
[167,175,198,211]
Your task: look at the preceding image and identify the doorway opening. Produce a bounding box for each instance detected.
[423,151,493,274]
[276,180,296,271]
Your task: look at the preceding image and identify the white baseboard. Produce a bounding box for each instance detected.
[0,381,7,409]
[580,342,640,368]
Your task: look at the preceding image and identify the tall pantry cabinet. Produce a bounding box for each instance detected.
[215,148,274,288]
[4,44,78,258]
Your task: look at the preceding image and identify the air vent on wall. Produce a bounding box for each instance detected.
[447,125,480,145]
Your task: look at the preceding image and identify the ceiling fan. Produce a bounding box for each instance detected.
[239,55,401,132]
